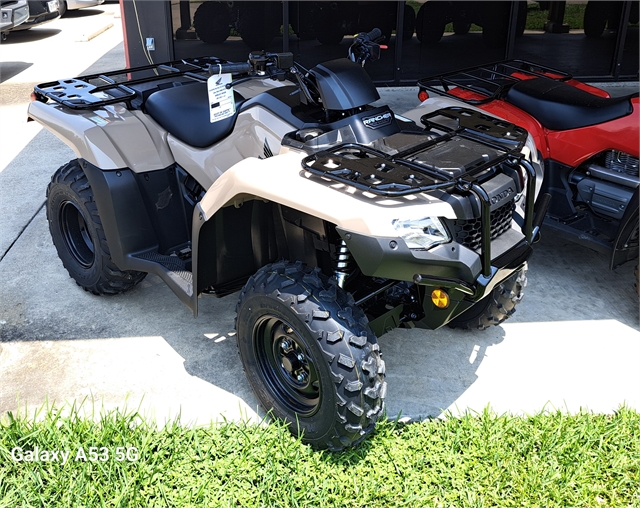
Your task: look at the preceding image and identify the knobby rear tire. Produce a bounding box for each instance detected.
[46,159,146,295]
[194,1,231,44]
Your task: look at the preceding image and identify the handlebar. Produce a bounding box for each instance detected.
[356,28,382,43]
[213,62,253,75]
[349,27,383,66]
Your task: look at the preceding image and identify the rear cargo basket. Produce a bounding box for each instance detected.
[33,57,223,110]
[417,59,573,105]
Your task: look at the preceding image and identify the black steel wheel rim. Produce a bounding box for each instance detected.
[59,200,95,268]
[253,315,321,416]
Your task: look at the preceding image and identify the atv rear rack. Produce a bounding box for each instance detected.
[417,59,573,105]
[33,57,223,110]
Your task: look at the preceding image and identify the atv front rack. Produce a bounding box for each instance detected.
[302,107,528,197]
[33,57,223,110]
[417,59,573,105]
[302,107,538,277]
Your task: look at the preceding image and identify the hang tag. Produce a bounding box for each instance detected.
[207,72,235,123]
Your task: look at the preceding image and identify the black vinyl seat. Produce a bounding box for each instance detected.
[145,82,244,148]
[505,77,636,131]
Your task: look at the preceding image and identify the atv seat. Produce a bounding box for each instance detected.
[505,77,637,131]
[145,82,244,148]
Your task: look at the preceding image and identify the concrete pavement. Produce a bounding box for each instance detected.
[1,9,638,427]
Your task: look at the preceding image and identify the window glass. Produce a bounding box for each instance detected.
[170,1,639,83]
[510,1,639,79]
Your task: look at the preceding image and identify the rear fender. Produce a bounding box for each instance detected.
[546,97,639,167]
[27,101,174,171]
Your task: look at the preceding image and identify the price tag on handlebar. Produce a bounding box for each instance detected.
[207,72,235,123]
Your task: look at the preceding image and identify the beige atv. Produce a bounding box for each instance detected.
[28,31,547,450]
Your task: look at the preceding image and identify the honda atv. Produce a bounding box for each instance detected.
[418,60,639,271]
[28,32,546,450]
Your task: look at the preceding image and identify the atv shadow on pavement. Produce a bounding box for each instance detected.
[1,204,637,425]
[0,207,505,423]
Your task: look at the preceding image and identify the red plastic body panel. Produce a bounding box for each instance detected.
[448,89,639,167]
[547,97,639,167]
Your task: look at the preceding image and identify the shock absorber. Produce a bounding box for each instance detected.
[334,240,351,288]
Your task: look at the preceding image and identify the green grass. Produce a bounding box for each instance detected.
[1,404,639,507]
[524,2,588,31]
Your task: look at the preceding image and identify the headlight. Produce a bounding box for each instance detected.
[392,217,451,250]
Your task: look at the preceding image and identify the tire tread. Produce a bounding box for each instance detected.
[47,160,146,296]
[235,261,386,450]
[449,266,527,331]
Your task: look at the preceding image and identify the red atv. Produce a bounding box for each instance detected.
[418,60,639,270]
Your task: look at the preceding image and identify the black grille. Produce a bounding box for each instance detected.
[449,200,516,251]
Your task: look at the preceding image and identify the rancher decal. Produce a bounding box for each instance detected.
[362,111,392,129]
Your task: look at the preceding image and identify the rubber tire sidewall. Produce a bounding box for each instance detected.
[46,160,146,295]
[403,4,416,41]
[453,21,471,35]
[317,24,344,45]
[47,171,107,290]
[481,2,510,48]
[237,294,341,444]
[236,263,385,450]
[449,266,527,330]
[238,1,280,50]
[584,1,609,38]
[416,1,446,43]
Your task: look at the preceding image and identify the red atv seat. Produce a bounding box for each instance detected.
[505,77,636,131]
[145,82,244,148]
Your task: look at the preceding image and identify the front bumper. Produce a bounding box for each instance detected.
[337,158,549,330]
[339,226,533,329]
[11,0,59,30]
[66,0,105,10]
[1,1,29,32]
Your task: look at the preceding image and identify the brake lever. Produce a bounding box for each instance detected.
[290,66,318,106]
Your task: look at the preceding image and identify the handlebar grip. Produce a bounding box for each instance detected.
[360,28,382,42]
[217,62,252,75]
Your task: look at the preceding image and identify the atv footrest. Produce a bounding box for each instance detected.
[134,251,193,297]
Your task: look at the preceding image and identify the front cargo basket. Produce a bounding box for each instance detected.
[301,107,529,197]
[302,106,537,278]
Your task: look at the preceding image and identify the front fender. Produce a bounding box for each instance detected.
[194,150,457,239]
[189,150,458,314]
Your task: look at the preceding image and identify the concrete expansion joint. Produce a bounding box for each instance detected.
[75,21,114,43]
[0,201,45,264]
